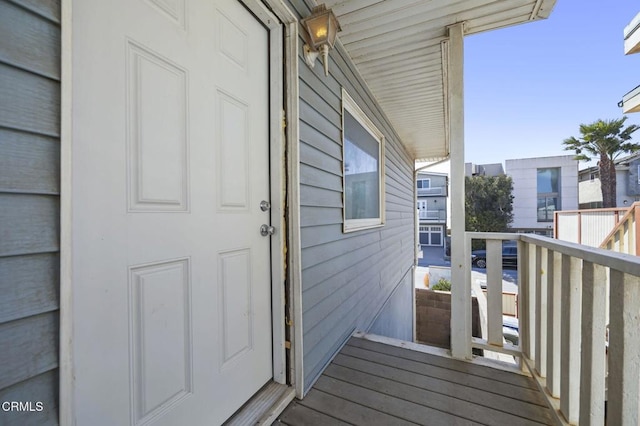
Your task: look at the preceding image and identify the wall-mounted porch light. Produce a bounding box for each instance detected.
[301,4,341,76]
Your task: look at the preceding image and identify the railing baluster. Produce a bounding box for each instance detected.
[486,239,503,347]
[519,241,530,360]
[579,261,606,426]
[560,255,581,423]
[631,203,640,256]
[547,250,561,397]
[607,271,640,426]
[527,243,536,361]
[536,246,547,377]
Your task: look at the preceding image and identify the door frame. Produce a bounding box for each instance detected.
[59,0,303,423]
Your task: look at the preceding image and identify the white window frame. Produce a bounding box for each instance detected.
[342,89,385,232]
[417,178,431,189]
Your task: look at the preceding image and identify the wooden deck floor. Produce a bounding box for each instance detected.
[277,337,556,426]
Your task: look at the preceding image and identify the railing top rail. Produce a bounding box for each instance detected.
[467,231,521,240]
[466,231,640,277]
[554,206,630,215]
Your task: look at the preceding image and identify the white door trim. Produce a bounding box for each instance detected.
[59,0,73,423]
[58,0,302,423]
[253,0,303,399]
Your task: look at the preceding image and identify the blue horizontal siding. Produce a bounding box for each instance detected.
[289,0,416,393]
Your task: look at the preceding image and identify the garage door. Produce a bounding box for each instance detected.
[420,225,443,246]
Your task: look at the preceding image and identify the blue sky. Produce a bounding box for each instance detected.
[464,0,640,168]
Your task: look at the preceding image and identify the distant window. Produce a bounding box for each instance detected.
[537,168,560,222]
[342,90,385,232]
[417,178,430,189]
[590,172,597,181]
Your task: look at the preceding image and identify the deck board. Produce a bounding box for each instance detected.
[348,338,538,390]
[277,336,556,425]
[323,364,546,426]
[340,344,548,406]
[332,353,552,423]
[278,401,350,426]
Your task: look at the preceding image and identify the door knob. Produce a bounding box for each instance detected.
[260,224,275,236]
[260,200,271,211]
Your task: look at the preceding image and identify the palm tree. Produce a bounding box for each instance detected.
[563,117,640,208]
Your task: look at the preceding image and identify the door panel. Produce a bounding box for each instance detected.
[71,0,273,424]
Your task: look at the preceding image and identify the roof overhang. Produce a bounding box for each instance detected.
[624,11,640,55]
[321,0,557,161]
[620,85,640,114]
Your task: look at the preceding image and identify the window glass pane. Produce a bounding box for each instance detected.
[344,110,380,221]
[537,196,558,221]
[431,232,441,245]
[418,179,430,188]
[537,168,559,193]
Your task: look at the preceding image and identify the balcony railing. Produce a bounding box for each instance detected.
[554,206,629,248]
[600,201,640,255]
[417,186,446,196]
[418,209,445,221]
[454,232,640,425]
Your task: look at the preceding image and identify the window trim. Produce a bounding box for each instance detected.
[341,89,385,233]
[417,178,430,189]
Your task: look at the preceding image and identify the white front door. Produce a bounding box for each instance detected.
[71,0,273,424]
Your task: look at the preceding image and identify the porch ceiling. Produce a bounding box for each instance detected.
[324,0,557,162]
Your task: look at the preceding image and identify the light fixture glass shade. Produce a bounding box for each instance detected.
[302,4,340,50]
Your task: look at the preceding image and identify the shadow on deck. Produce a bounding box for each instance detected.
[277,336,556,425]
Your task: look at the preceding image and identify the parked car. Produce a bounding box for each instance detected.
[472,244,517,268]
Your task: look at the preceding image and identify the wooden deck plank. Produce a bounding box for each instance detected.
[348,337,538,390]
[331,355,555,425]
[297,387,418,425]
[314,375,477,426]
[324,363,552,426]
[277,400,350,426]
[278,336,556,426]
[340,344,549,406]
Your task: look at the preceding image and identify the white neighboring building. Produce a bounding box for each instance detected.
[578,153,640,208]
[506,155,579,235]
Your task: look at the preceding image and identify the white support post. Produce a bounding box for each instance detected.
[607,270,640,426]
[579,262,606,425]
[486,239,503,347]
[447,22,470,360]
[546,250,561,397]
[535,246,547,377]
[560,255,581,423]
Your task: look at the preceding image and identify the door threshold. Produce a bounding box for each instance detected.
[224,381,295,426]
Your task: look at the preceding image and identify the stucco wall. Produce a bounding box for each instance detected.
[506,155,579,231]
